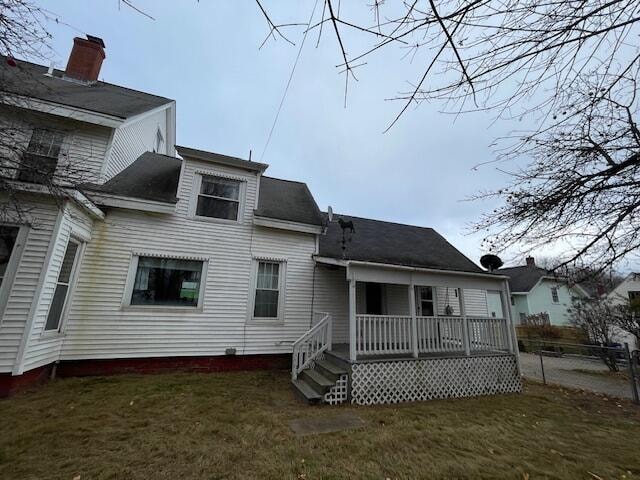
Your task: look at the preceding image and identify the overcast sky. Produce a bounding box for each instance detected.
[36,1,534,268]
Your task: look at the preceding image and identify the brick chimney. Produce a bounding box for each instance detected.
[65,35,106,83]
[525,256,536,267]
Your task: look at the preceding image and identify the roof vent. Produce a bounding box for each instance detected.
[64,35,106,83]
[526,256,536,267]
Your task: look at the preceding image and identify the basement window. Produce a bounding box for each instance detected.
[195,175,241,221]
[129,256,205,307]
[17,128,64,184]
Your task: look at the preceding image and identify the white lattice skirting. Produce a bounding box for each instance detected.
[351,354,521,405]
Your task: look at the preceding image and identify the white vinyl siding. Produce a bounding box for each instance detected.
[58,158,318,360]
[19,202,93,373]
[0,106,111,184]
[103,106,172,181]
[0,198,59,373]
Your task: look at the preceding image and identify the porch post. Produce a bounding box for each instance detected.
[349,278,357,362]
[408,281,418,358]
[501,280,516,354]
[459,288,471,356]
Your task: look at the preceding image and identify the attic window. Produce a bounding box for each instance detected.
[550,287,559,303]
[155,127,164,153]
[195,175,241,221]
[17,128,64,183]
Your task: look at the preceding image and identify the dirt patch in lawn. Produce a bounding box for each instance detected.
[1,371,639,479]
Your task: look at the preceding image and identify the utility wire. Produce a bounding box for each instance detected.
[259,0,320,163]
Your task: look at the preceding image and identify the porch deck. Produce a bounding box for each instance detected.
[327,343,513,364]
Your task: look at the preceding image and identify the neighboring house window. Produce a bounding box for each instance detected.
[44,239,81,331]
[519,312,527,324]
[155,127,164,153]
[130,256,204,307]
[510,296,515,306]
[550,287,559,303]
[0,226,20,288]
[253,261,283,319]
[18,128,64,184]
[196,175,241,221]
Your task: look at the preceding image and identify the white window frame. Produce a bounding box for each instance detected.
[189,171,246,225]
[248,257,287,323]
[43,237,84,334]
[550,286,560,304]
[121,253,208,311]
[0,224,30,326]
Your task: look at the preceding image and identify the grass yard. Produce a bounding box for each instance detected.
[1,371,639,480]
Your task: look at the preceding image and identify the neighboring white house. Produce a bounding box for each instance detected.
[499,257,589,326]
[607,273,640,350]
[0,36,521,404]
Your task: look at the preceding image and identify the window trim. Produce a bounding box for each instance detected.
[42,236,84,335]
[0,224,30,327]
[248,257,287,323]
[121,253,209,311]
[189,172,246,224]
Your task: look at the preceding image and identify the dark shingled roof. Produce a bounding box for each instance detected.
[0,57,172,119]
[498,265,550,293]
[176,146,268,173]
[85,152,182,203]
[318,214,483,273]
[255,176,324,226]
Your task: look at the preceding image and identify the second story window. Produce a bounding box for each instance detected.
[196,175,241,221]
[18,128,64,184]
[550,287,559,303]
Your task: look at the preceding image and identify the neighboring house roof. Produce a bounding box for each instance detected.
[176,146,268,173]
[255,176,324,226]
[498,266,550,293]
[84,152,182,203]
[318,214,483,273]
[0,57,172,119]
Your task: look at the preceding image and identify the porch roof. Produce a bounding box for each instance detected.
[318,214,483,274]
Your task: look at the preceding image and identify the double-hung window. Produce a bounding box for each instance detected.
[195,175,241,221]
[253,261,283,319]
[128,256,205,307]
[45,239,81,332]
[550,287,559,303]
[0,226,20,288]
[18,128,64,184]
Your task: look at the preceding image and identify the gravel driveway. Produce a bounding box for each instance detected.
[519,352,635,400]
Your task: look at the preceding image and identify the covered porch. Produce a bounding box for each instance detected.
[315,258,516,363]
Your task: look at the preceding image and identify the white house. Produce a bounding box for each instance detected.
[607,273,640,350]
[499,257,589,326]
[0,36,521,404]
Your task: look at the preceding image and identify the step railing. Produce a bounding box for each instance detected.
[356,314,413,356]
[291,312,332,381]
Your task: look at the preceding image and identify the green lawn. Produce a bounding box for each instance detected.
[1,370,639,479]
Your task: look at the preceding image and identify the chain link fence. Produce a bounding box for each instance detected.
[518,340,640,403]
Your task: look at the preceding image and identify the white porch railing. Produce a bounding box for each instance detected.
[468,317,510,351]
[355,314,511,358]
[356,315,413,356]
[291,312,332,381]
[416,316,466,354]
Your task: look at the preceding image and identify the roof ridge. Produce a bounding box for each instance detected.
[325,212,436,231]
[4,56,172,102]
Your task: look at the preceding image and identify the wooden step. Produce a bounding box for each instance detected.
[291,379,322,404]
[315,359,348,382]
[301,368,334,394]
